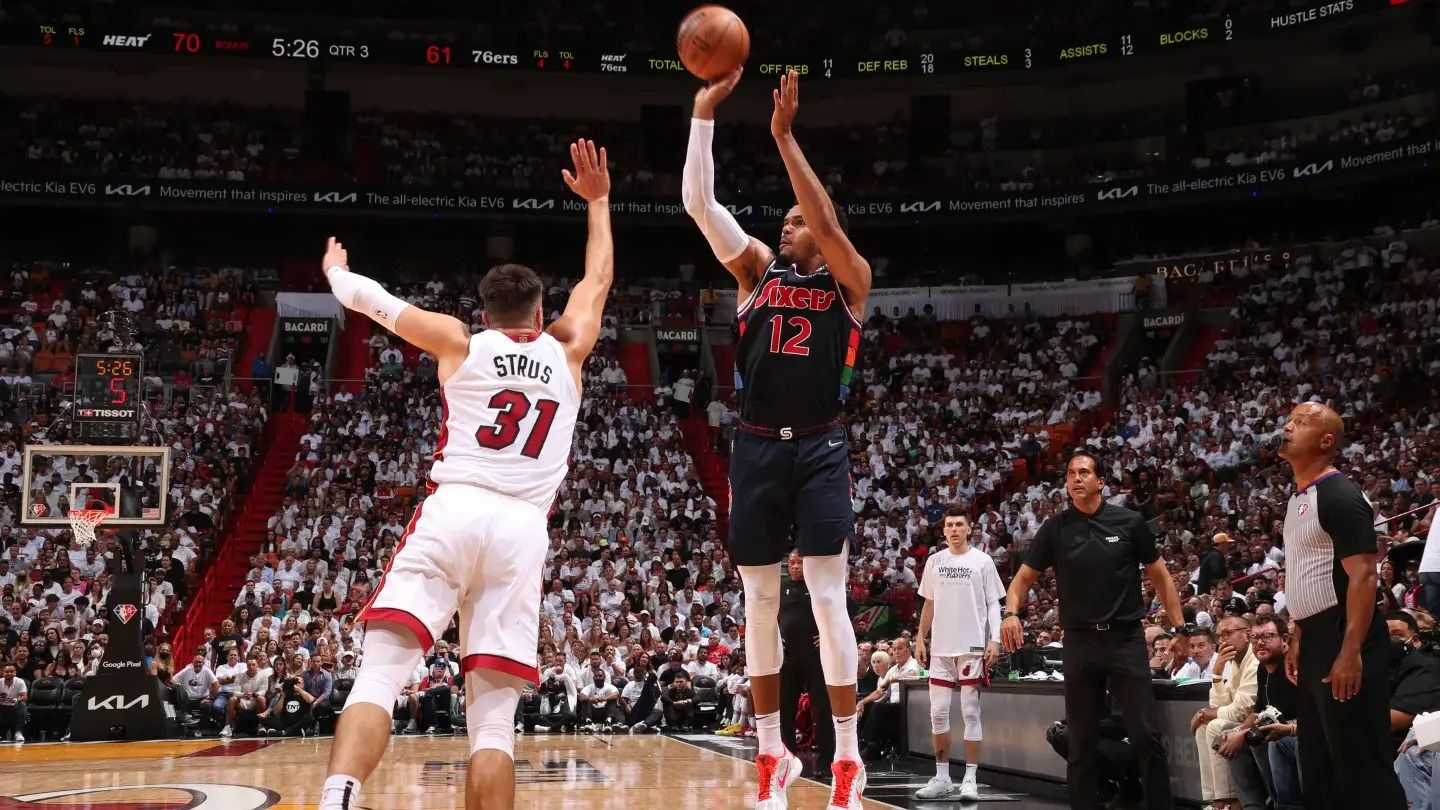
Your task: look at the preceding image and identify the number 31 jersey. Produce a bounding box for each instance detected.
[428,330,580,510]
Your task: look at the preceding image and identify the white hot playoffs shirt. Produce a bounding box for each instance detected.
[919,545,1005,656]
[428,331,580,509]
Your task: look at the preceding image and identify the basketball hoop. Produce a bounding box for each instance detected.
[68,509,110,547]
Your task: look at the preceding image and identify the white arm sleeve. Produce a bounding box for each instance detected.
[681,118,750,264]
[325,266,411,330]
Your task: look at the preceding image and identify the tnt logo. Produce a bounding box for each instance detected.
[113,604,138,625]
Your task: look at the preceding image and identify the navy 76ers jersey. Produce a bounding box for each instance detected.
[734,261,861,428]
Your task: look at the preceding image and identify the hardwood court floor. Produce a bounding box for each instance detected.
[0,733,910,810]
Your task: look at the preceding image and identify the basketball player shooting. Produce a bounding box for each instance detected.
[316,139,613,810]
[913,506,1004,801]
[683,68,872,810]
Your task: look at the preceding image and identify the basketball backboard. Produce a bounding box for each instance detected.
[20,444,170,527]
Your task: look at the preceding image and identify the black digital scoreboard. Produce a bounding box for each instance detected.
[0,0,1406,78]
[75,353,142,425]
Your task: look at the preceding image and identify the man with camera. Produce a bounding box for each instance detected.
[524,652,578,733]
[259,672,317,736]
[1190,615,1258,810]
[1211,616,1301,810]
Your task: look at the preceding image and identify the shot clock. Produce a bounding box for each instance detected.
[75,353,142,424]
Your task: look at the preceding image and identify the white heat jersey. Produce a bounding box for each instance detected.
[919,546,1005,656]
[427,330,579,510]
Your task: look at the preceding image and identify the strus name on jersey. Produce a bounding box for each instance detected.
[750,277,839,312]
[492,353,554,384]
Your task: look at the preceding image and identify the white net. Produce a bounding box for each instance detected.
[67,509,110,547]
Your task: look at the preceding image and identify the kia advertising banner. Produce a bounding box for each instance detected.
[2,134,1436,222]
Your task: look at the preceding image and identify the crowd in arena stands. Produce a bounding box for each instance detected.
[0,262,269,742]
[7,83,1433,201]
[0,222,1437,810]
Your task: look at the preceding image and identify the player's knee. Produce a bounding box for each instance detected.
[467,713,516,759]
[960,686,982,741]
[928,685,951,735]
[739,565,781,612]
[344,626,425,712]
[739,565,783,676]
[465,668,523,759]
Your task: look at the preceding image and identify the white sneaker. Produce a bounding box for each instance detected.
[12,733,23,745]
[220,725,233,738]
[914,777,961,799]
[403,721,417,733]
[959,779,980,801]
[629,722,648,735]
[826,759,866,809]
[754,749,802,810]
[425,726,437,735]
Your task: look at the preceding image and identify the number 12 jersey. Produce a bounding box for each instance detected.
[734,261,862,429]
[428,330,579,510]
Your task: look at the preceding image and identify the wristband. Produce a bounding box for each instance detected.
[1003,611,1020,620]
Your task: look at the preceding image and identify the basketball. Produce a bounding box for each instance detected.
[676,5,750,81]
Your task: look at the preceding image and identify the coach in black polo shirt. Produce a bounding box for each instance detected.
[1277,402,1405,810]
[1001,452,1188,810]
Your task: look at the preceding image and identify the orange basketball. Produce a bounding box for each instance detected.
[676,5,750,82]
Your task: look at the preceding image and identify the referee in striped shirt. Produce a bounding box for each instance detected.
[1278,402,1405,810]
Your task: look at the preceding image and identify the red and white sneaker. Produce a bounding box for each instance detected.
[754,749,803,810]
[826,759,867,809]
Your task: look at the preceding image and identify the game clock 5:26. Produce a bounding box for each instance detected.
[77,353,142,418]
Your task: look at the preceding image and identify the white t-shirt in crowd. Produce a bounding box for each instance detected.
[918,545,1005,656]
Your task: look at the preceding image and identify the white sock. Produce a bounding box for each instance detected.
[964,763,978,783]
[935,761,951,781]
[834,713,860,763]
[320,774,361,810]
[755,711,784,757]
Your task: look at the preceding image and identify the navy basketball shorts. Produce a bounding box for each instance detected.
[727,423,854,566]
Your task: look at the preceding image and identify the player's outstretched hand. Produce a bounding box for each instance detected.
[562,139,610,202]
[692,66,742,120]
[322,237,348,276]
[770,68,799,138]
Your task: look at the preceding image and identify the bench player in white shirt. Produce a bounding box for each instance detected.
[914,506,1005,801]
[317,140,613,810]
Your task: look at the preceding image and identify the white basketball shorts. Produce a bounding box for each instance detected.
[929,654,988,688]
[358,483,546,684]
